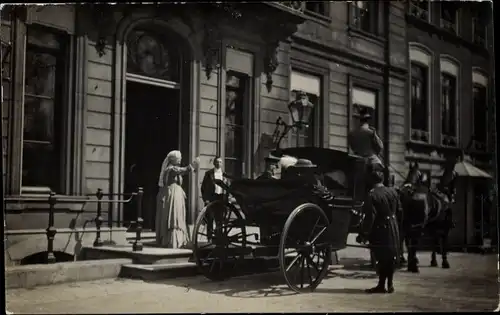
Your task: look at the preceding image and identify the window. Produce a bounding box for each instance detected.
[440,2,458,34]
[409,0,430,22]
[410,63,429,142]
[472,9,487,47]
[22,27,67,192]
[473,85,487,149]
[409,46,432,143]
[126,29,180,83]
[441,73,458,146]
[305,1,328,17]
[290,71,321,147]
[225,72,248,178]
[351,87,377,128]
[350,1,377,34]
[472,71,488,151]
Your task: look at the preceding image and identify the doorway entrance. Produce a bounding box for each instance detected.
[473,182,491,248]
[124,81,180,230]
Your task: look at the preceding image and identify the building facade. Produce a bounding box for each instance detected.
[405,0,496,249]
[1,2,495,265]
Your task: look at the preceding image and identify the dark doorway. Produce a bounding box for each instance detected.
[124,81,180,231]
[473,182,490,247]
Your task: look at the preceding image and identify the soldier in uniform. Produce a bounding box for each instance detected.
[348,109,384,191]
[356,165,401,294]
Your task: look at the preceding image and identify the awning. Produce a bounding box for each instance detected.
[454,160,493,179]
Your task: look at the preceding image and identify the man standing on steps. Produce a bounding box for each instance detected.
[200,156,230,241]
[201,156,230,205]
[356,165,401,294]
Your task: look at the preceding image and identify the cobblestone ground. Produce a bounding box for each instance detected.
[6,252,499,313]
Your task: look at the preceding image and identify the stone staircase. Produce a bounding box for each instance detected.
[80,243,198,281]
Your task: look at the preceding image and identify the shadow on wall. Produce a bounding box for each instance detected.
[253,133,276,178]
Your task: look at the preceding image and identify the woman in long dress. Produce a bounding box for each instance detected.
[156,150,200,248]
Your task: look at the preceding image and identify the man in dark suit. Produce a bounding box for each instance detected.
[201,156,230,205]
[200,156,231,242]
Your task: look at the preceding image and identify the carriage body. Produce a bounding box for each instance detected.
[192,147,367,293]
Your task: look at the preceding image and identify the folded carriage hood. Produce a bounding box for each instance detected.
[270,147,365,174]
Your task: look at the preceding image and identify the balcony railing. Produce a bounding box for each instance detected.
[411,129,430,143]
[273,1,306,13]
[409,3,429,21]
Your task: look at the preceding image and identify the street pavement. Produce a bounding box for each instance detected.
[6,252,499,313]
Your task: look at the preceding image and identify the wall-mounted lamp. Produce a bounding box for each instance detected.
[272,90,315,149]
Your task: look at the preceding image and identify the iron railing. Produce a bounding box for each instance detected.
[4,186,145,264]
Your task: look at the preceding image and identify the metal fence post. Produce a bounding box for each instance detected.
[132,187,144,251]
[46,192,57,264]
[93,188,104,247]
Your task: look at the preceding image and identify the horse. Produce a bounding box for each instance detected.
[398,159,457,273]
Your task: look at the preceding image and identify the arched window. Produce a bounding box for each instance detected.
[409,45,432,143]
[440,58,460,146]
[472,70,488,150]
[126,29,180,83]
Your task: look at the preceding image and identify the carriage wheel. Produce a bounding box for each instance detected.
[279,203,332,293]
[192,200,247,281]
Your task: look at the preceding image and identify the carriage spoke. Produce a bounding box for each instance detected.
[310,226,327,244]
[286,254,302,272]
[308,217,321,241]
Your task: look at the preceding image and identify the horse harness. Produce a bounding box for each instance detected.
[402,183,453,225]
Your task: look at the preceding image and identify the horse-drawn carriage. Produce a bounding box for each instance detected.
[192,147,368,293]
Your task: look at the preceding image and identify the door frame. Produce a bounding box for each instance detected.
[122,78,182,228]
[111,17,200,227]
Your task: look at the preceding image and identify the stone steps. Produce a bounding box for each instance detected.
[80,245,193,265]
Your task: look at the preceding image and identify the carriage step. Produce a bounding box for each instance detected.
[119,262,198,281]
